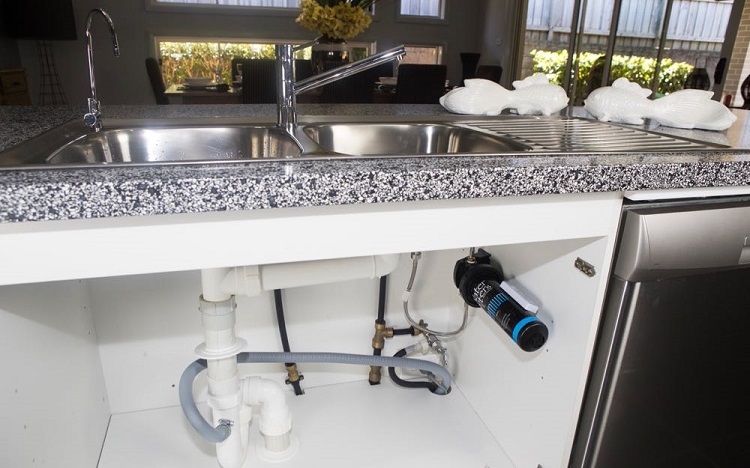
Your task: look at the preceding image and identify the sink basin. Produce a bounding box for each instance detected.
[302,123,529,155]
[45,125,301,164]
[1,115,723,169]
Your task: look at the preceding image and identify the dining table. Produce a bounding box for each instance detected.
[164,83,241,105]
[164,82,397,105]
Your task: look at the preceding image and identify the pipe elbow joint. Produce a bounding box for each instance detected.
[242,377,293,447]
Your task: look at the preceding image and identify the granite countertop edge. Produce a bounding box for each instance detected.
[2,104,750,224]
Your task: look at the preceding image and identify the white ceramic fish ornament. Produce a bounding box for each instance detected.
[584,77,736,131]
[439,73,569,116]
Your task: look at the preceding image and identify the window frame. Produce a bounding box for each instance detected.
[399,43,444,65]
[152,35,378,84]
[146,0,380,19]
[145,0,301,17]
[153,35,377,56]
[397,0,447,23]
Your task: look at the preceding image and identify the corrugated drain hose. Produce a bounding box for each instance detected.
[180,351,452,443]
[178,359,232,443]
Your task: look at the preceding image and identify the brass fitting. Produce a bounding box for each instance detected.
[371,321,394,350]
[285,363,303,385]
[369,321,395,385]
[369,365,382,385]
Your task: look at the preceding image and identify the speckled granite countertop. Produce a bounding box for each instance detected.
[1,104,750,223]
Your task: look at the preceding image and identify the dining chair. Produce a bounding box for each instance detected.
[741,75,750,109]
[144,57,169,105]
[295,60,314,81]
[230,57,244,83]
[394,64,447,104]
[460,52,481,86]
[683,67,711,90]
[372,61,394,79]
[239,59,315,103]
[474,65,503,84]
[319,60,377,103]
[241,58,277,104]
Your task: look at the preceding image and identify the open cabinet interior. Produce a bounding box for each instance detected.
[0,193,623,468]
[1,237,612,468]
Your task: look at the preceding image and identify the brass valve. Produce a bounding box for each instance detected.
[285,363,303,385]
[370,321,395,385]
[371,321,395,350]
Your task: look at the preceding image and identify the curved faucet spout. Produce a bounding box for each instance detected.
[84,9,120,131]
[295,46,405,95]
[275,43,405,136]
[293,36,322,53]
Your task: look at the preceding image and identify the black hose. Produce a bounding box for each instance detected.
[392,327,415,336]
[274,290,291,354]
[369,276,388,384]
[274,289,304,395]
[388,348,441,393]
[373,275,388,358]
[377,275,387,323]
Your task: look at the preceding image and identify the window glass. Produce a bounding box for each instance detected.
[400,45,443,65]
[159,41,274,85]
[400,0,443,18]
[157,39,371,85]
[154,0,301,7]
[523,0,732,103]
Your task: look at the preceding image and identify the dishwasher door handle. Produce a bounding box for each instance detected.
[614,202,750,281]
[741,238,750,264]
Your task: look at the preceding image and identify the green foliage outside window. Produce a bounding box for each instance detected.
[530,49,694,99]
[159,42,276,85]
[159,41,369,86]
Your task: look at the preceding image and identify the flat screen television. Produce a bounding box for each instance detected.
[1,0,77,40]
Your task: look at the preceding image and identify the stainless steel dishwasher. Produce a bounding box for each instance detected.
[571,196,750,468]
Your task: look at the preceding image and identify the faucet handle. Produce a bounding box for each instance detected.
[83,112,98,128]
[84,97,101,130]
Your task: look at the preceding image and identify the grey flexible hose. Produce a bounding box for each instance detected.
[178,359,232,443]
[237,352,452,394]
[180,351,452,443]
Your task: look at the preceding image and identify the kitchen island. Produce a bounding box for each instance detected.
[0,104,748,468]
[1,104,749,224]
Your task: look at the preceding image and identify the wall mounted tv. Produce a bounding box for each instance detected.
[1,0,78,40]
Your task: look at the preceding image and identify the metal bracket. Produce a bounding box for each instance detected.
[574,257,596,277]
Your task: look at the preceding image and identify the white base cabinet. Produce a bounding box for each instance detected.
[0,193,623,467]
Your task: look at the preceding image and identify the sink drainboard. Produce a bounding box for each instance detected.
[460,117,720,153]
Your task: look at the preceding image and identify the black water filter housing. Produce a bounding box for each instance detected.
[454,250,548,352]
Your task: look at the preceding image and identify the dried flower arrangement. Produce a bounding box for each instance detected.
[296,0,379,40]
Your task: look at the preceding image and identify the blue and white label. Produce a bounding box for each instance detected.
[486,292,509,319]
[512,316,540,343]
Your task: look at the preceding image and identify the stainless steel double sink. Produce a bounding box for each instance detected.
[0,115,722,167]
[0,118,529,167]
[47,125,302,164]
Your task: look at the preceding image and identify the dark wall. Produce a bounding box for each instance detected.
[0,6,21,69]
[15,0,507,105]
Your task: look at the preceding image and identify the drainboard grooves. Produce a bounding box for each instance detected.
[463,117,714,153]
